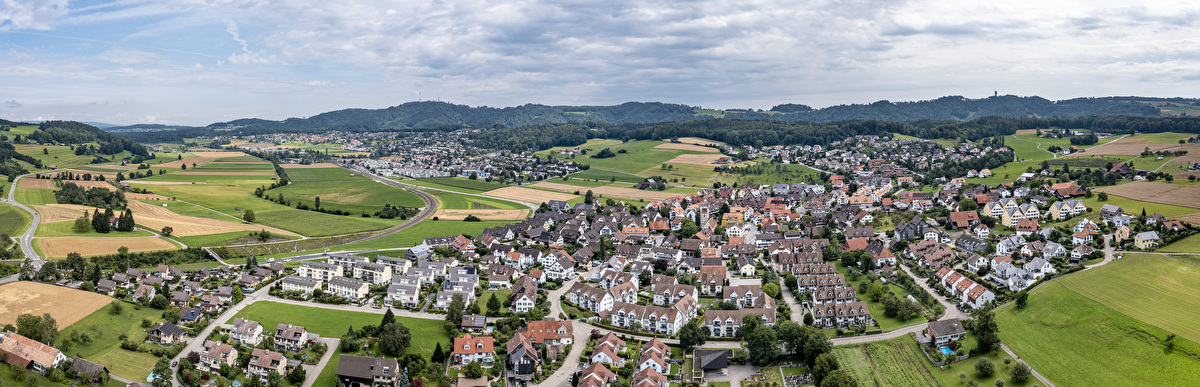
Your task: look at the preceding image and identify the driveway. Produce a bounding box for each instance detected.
[302,338,340,387]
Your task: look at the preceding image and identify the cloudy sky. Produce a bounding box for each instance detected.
[2,0,1199,126]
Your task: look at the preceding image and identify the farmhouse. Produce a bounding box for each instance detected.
[0,331,68,374]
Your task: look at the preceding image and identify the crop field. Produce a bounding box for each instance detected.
[1058,253,1200,344]
[570,168,646,183]
[1074,136,1199,156]
[431,191,527,210]
[279,162,339,169]
[11,144,94,169]
[540,139,719,175]
[996,282,1200,386]
[0,281,113,327]
[19,178,55,189]
[234,301,448,358]
[254,209,397,236]
[35,221,154,237]
[833,337,939,387]
[262,220,507,258]
[0,203,32,236]
[127,200,296,237]
[1159,232,1200,252]
[272,167,425,212]
[14,187,57,206]
[66,302,166,380]
[432,209,529,221]
[677,137,725,146]
[653,143,719,152]
[713,160,824,186]
[415,177,508,193]
[1092,182,1200,212]
[663,153,725,166]
[482,186,577,203]
[531,181,683,201]
[37,236,177,257]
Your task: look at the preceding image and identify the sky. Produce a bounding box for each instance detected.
[2,0,1200,126]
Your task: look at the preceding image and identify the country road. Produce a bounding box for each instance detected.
[6,174,43,268]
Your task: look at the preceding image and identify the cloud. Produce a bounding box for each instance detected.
[4,100,21,108]
[224,19,275,64]
[0,0,68,31]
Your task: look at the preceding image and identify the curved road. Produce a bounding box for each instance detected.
[5,174,43,267]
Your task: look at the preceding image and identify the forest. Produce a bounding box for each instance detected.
[31,121,150,156]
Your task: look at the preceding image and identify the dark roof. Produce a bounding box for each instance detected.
[150,322,185,337]
[928,319,967,338]
[693,349,728,371]
[69,356,107,380]
[337,355,400,380]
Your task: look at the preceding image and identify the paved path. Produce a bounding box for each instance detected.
[1001,343,1055,387]
[533,320,590,387]
[898,263,968,321]
[6,174,43,267]
[170,282,275,386]
[301,338,340,387]
[779,282,804,323]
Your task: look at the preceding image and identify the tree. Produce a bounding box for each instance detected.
[267,370,285,387]
[379,322,412,357]
[431,342,445,363]
[487,293,501,314]
[382,308,396,327]
[243,209,256,223]
[812,353,840,386]
[463,361,484,378]
[763,282,781,298]
[314,196,321,209]
[73,212,91,232]
[974,358,996,377]
[16,314,43,342]
[444,294,465,334]
[678,320,707,350]
[804,313,814,326]
[110,300,124,315]
[802,326,833,366]
[775,321,804,354]
[287,365,307,385]
[152,356,171,387]
[743,323,779,365]
[974,309,1001,353]
[1010,361,1032,383]
[37,261,59,282]
[150,294,170,309]
[1015,291,1028,309]
[161,226,173,236]
[820,369,857,387]
[232,286,244,303]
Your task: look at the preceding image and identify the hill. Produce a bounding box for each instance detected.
[109,96,1179,142]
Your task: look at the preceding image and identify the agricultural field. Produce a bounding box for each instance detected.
[432,209,528,221]
[35,221,154,237]
[1158,233,1200,253]
[1058,253,1200,344]
[233,301,448,359]
[65,301,167,380]
[272,167,424,212]
[713,160,824,186]
[258,220,506,260]
[37,236,178,257]
[482,186,577,203]
[1091,182,1200,214]
[415,177,508,193]
[126,200,296,237]
[430,191,527,210]
[833,336,939,387]
[538,139,722,177]
[15,187,57,206]
[531,182,684,201]
[996,282,1200,386]
[0,203,31,236]
[11,144,94,169]
[0,281,113,327]
[570,168,646,183]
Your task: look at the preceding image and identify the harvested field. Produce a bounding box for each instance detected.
[0,281,113,327]
[482,186,576,203]
[1169,212,1200,224]
[124,181,207,185]
[433,209,529,221]
[84,164,139,171]
[1096,182,1200,209]
[173,171,275,176]
[280,163,339,169]
[653,143,719,152]
[59,169,119,180]
[664,153,725,166]
[331,152,371,157]
[19,178,54,189]
[1015,129,1040,135]
[534,182,681,201]
[38,237,177,257]
[179,151,246,158]
[125,193,172,201]
[156,156,213,169]
[531,182,593,192]
[678,137,724,146]
[30,204,92,223]
[1070,137,1200,156]
[68,180,116,190]
[127,201,294,237]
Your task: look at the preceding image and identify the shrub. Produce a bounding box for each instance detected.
[974,358,995,377]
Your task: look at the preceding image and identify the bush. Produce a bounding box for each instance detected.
[1011,361,1032,383]
[975,358,995,377]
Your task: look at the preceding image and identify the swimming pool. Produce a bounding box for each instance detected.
[939,347,954,355]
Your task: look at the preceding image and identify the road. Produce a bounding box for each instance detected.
[5,174,43,267]
[301,338,340,387]
[170,281,276,386]
[336,164,439,243]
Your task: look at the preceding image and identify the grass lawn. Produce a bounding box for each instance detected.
[996,282,1200,386]
[0,203,32,236]
[1129,131,1193,143]
[926,344,1021,387]
[1057,253,1200,344]
[35,221,155,237]
[311,220,506,253]
[709,382,731,387]
[12,144,95,170]
[273,167,425,212]
[476,289,511,311]
[0,361,75,386]
[832,336,940,387]
[313,346,347,387]
[65,302,167,380]
[254,209,398,237]
[233,301,448,359]
[833,261,927,332]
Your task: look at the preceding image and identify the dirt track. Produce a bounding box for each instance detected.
[0,282,113,327]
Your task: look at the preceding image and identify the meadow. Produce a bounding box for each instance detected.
[1082,190,1200,217]
[1058,253,1200,344]
[272,167,425,213]
[415,177,508,193]
[539,139,717,176]
[233,301,448,358]
[35,221,155,237]
[12,144,94,169]
[64,301,165,380]
[1158,233,1200,252]
[0,203,31,236]
[996,282,1200,386]
[431,190,527,210]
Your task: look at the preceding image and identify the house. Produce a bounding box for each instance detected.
[68,356,109,383]
[198,340,238,372]
[591,333,625,366]
[696,266,727,295]
[507,332,540,377]
[452,334,495,365]
[246,348,287,382]
[810,302,873,328]
[973,224,991,239]
[336,355,400,387]
[633,367,669,387]
[521,320,574,346]
[385,284,421,308]
[955,235,988,254]
[281,275,322,296]
[925,319,967,345]
[274,324,309,352]
[948,211,980,229]
[132,284,156,302]
[1135,231,1161,250]
[692,349,729,379]
[148,322,185,345]
[460,315,487,333]
[578,363,618,387]
[1023,258,1057,279]
[705,309,777,336]
[965,254,989,272]
[170,291,191,307]
[604,302,686,335]
[353,262,393,286]
[298,261,343,282]
[510,276,538,313]
[0,331,68,374]
[1048,200,1087,220]
[565,282,615,313]
[96,279,116,295]
[328,276,370,300]
[230,318,264,346]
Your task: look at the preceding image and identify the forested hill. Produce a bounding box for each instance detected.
[108,95,1176,143]
[30,121,149,156]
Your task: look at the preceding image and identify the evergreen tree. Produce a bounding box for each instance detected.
[974,308,1001,353]
[382,308,396,327]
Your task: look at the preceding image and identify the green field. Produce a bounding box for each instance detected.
[312,220,507,252]
[15,187,57,206]
[715,160,823,186]
[570,168,647,183]
[1058,253,1200,344]
[477,289,511,311]
[1129,131,1193,143]
[12,144,95,170]
[35,221,155,237]
[65,302,167,380]
[894,133,960,148]
[833,336,939,387]
[832,261,925,332]
[1082,194,1199,217]
[273,167,424,213]
[431,191,526,210]
[0,203,31,236]
[173,230,301,247]
[254,209,398,237]
[233,301,448,358]
[539,139,715,176]
[1159,233,1200,253]
[996,282,1200,386]
[415,177,508,193]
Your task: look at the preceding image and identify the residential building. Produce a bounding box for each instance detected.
[229,318,264,346]
[275,324,309,352]
[0,331,68,374]
[925,319,967,345]
[280,275,322,296]
[452,334,495,365]
[336,355,400,387]
[198,340,238,372]
[298,261,343,282]
[385,284,421,308]
[353,262,393,286]
[328,276,370,300]
[148,322,185,345]
[246,348,286,382]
